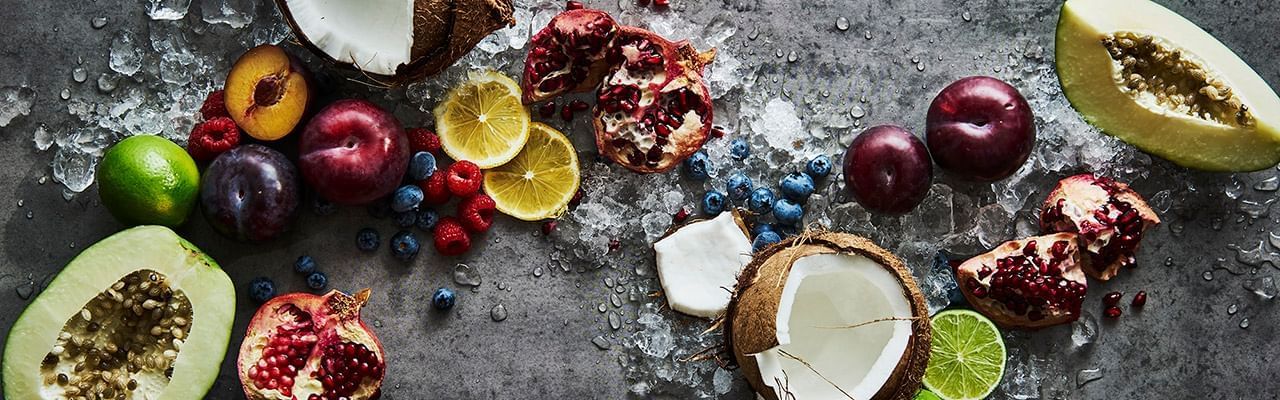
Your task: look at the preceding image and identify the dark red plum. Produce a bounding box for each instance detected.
[926,76,1035,181]
[201,144,299,242]
[842,125,932,214]
[299,99,410,205]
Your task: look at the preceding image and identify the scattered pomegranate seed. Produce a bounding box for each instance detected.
[1104,306,1122,318]
[609,239,621,252]
[710,125,726,138]
[653,0,669,7]
[566,0,584,9]
[570,99,589,112]
[542,221,558,236]
[1131,291,1147,307]
[560,104,576,121]
[539,102,557,119]
[1102,291,1122,307]
[672,207,690,223]
[570,188,584,206]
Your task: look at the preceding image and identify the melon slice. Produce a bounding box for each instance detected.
[1055,0,1280,171]
[2,226,235,399]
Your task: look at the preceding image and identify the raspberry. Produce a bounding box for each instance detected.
[187,117,241,162]
[418,172,452,206]
[445,161,483,197]
[199,90,229,120]
[407,128,442,155]
[458,194,497,233]
[433,217,472,256]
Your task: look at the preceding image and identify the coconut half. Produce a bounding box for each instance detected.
[653,211,753,318]
[726,232,930,400]
[275,0,514,83]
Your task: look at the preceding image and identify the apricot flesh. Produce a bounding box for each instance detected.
[225,45,310,141]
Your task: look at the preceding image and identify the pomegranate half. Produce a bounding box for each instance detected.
[955,233,1089,329]
[237,289,385,400]
[1039,173,1160,280]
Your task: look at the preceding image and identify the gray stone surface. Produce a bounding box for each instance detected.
[1,0,1279,399]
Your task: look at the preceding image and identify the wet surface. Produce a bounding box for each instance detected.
[1,0,1279,398]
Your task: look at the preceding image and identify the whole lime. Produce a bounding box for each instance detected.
[96,135,201,227]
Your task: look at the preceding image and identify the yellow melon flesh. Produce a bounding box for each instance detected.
[1056,0,1280,172]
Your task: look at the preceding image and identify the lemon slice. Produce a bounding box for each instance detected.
[435,70,531,168]
[483,122,580,221]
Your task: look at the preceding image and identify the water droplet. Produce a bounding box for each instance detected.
[1256,177,1280,192]
[864,30,873,40]
[591,335,611,350]
[496,281,508,291]
[91,17,108,29]
[1226,176,1245,199]
[489,304,507,322]
[774,48,783,58]
[59,88,70,100]
[859,94,868,103]
[608,312,621,330]
[610,293,622,307]
[748,27,760,40]
[597,303,607,313]
[25,211,33,220]
[38,176,47,185]
[820,90,831,97]
[1164,257,1174,267]
[15,280,35,300]
[1203,270,1214,281]
[916,62,925,72]
[72,68,87,83]
[961,11,972,22]
[532,267,544,277]
[1076,368,1103,388]
[849,106,866,119]
[1240,318,1250,329]
[835,17,849,31]
[603,277,615,288]
[1228,303,1238,315]
[452,263,482,287]
[16,199,23,207]
[786,51,797,63]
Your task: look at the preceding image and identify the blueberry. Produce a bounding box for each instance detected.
[432,287,457,310]
[306,271,328,290]
[806,154,832,178]
[747,187,776,215]
[751,223,776,238]
[247,277,276,303]
[729,138,750,160]
[702,191,727,216]
[774,198,804,225]
[681,150,713,181]
[394,211,418,228]
[416,208,439,231]
[356,228,380,252]
[779,172,815,202]
[752,231,782,252]
[390,185,424,213]
[312,196,335,216]
[726,172,754,201]
[408,151,438,181]
[293,255,317,274]
[390,230,420,261]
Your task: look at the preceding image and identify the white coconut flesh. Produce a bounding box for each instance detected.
[752,253,914,399]
[653,212,752,318]
[284,0,413,76]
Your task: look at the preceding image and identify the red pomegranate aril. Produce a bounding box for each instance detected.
[654,0,669,6]
[673,207,690,223]
[1132,291,1147,307]
[1104,306,1122,318]
[538,102,557,118]
[1103,291,1122,307]
[566,0,584,9]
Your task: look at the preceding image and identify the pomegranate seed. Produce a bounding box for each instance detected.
[570,99,589,112]
[673,207,690,223]
[541,221,558,235]
[1131,291,1147,307]
[1104,305,1122,318]
[609,239,621,252]
[653,0,669,7]
[1103,291,1122,307]
[566,0,584,9]
[560,104,576,121]
[538,102,557,119]
[711,125,726,138]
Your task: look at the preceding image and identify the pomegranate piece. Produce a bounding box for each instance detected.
[1132,290,1147,307]
[593,27,716,173]
[238,289,385,400]
[522,9,619,103]
[1040,174,1160,280]
[955,233,1089,329]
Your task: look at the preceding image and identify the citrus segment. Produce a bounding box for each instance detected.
[922,309,1006,400]
[435,70,530,168]
[483,123,579,221]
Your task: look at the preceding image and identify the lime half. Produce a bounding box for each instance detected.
[922,309,1006,400]
[914,389,944,400]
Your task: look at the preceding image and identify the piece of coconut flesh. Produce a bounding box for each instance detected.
[653,212,753,318]
[754,253,914,399]
[284,0,413,76]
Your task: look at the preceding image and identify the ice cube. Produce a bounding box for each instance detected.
[202,0,256,28]
[109,31,144,76]
[1071,310,1098,348]
[975,204,1014,248]
[147,0,192,20]
[634,312,674,358]
[748,98,807,159]
[712,367,732,395]
[52,145,99,193]
[0,86,36,127]
[921,251,958,315]
[641,211,670,240]
[33,124,53,151]
[1243,276,1277,300]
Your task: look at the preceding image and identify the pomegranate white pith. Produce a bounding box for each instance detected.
[956,233,1089,329]
[1039,174,1160,280]
[237,289,385,400]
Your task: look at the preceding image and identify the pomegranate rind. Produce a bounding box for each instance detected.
[592,27,716,174]
[724,231,931,400]
[1039,174,1160,280]
[237,289,386,400]
[521,9,618,103]
[955,233,1089,330]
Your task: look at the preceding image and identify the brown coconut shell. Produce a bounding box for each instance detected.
[275,0,515,85]
[724,231,931,400]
